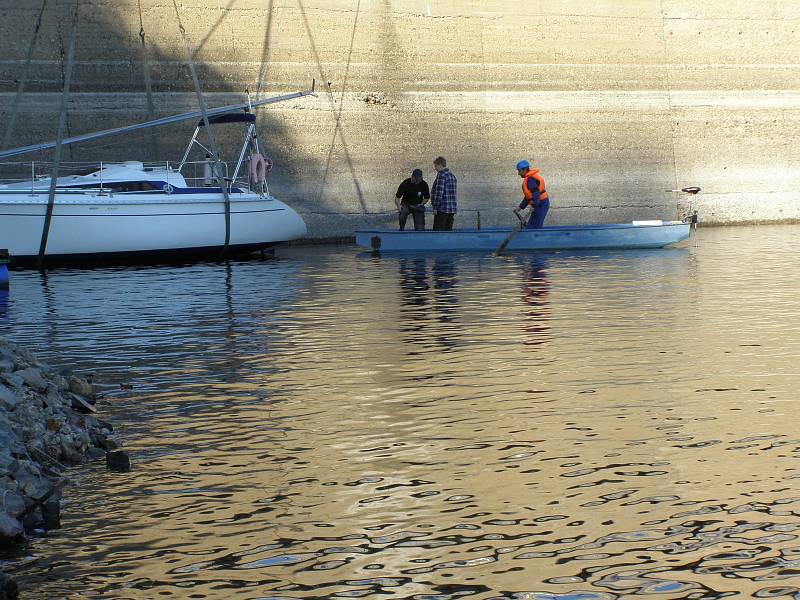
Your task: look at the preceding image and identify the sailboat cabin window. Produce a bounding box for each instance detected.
[66,181,159,192]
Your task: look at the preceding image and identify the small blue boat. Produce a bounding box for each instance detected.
[356,220,691,252]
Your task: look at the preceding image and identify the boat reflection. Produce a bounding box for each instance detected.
[0,257,302,393]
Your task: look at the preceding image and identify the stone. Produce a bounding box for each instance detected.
[0,451,19,475]
[14,368,48,393]
[44,388,65,410]
[67,376,94,399]
[70,393,96,414]
[96,433,119,452]
[21,508,43,531]
[0,572,19,600]
[1,491,25,518]
[60,438,83,465]
[0,512,23,543]
[0,373,23,389]
[106,450,131,473]
[0,432,26,459]
[41,500,61,530]
[14,471,49,500]
[0,384,19,410]
[87,447,106,460]
[50,373,69,392]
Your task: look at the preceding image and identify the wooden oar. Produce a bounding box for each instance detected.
[494,210,528,256]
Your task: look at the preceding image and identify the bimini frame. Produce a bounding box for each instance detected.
[177,112,264,195]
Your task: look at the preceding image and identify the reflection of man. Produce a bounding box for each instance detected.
[519,257,550,346]
[395,168,430,231]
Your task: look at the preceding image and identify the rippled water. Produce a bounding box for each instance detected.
[2,225,800,599]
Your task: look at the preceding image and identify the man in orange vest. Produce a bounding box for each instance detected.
[512,160,550,229]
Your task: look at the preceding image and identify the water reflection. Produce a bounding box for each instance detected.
[0,289,8,323]
[518,256,550,347]
[396,256,461,351]
[398,257,429,309]
[3,227,800,599]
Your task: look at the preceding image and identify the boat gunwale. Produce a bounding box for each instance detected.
[357,222,689,235]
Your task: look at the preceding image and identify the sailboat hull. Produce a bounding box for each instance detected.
[0,191,306,265]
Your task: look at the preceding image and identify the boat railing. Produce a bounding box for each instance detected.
[0,159,257,193]
[177,160,257,193]
[0,161,102,186]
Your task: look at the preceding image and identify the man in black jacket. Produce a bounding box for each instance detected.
[394,168,430,231]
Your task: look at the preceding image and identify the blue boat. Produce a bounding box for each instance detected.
[356,220,691,252]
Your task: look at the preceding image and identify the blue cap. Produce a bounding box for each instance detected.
[412,168,423,178]
[516,160,530,170]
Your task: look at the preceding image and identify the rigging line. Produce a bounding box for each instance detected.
[255,0,279,100]
[171,0,232,254]
[137,0,159,159]
[659,0,680,210]
[2,0,49,151]
[38,0,80,267]
[194,0,239,57]
[297,0,365,210]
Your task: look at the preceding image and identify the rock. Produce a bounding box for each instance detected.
[44,388,65,410]
[0,384,17,410]
[60,437,83,464]
[14,470,49,500]
[12,346,40,368]
[0,512,23,543]
[50,373,69,392]
[14,368,49,393]
[70,393,96,414]
[41,500,61,530]
[0,372,23,389]
[1,491,25,518]
[96,432,120,452]
[21,508,43,531]
[0,431,26,459]
[0,571,20,600]
[106,451,131,472]
[87,447,105,460]
[0,450,19,474]
[67,375,94,399]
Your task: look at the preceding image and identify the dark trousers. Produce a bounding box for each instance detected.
[433,212,454,231]
[399,204,425,231]
[526,199,550,229]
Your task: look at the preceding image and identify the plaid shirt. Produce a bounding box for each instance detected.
[431,168,458,214]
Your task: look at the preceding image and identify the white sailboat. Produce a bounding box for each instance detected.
[0,91,313,266]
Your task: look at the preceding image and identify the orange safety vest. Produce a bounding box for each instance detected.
[522,169,549,205]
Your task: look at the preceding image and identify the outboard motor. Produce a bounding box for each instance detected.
[669,186,701,226]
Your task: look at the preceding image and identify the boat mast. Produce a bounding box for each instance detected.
[38,0,79,269]
[171,0,233,254]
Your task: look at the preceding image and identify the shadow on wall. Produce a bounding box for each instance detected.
[0,0,318,208]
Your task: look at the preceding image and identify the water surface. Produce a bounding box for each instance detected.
[2,225,799,599]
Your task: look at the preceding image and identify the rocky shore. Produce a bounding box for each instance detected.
[0,337,124,598]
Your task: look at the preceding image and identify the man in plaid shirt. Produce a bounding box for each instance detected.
[431,156,458,230]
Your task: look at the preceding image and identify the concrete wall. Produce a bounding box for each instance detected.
[1,0,799,236]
